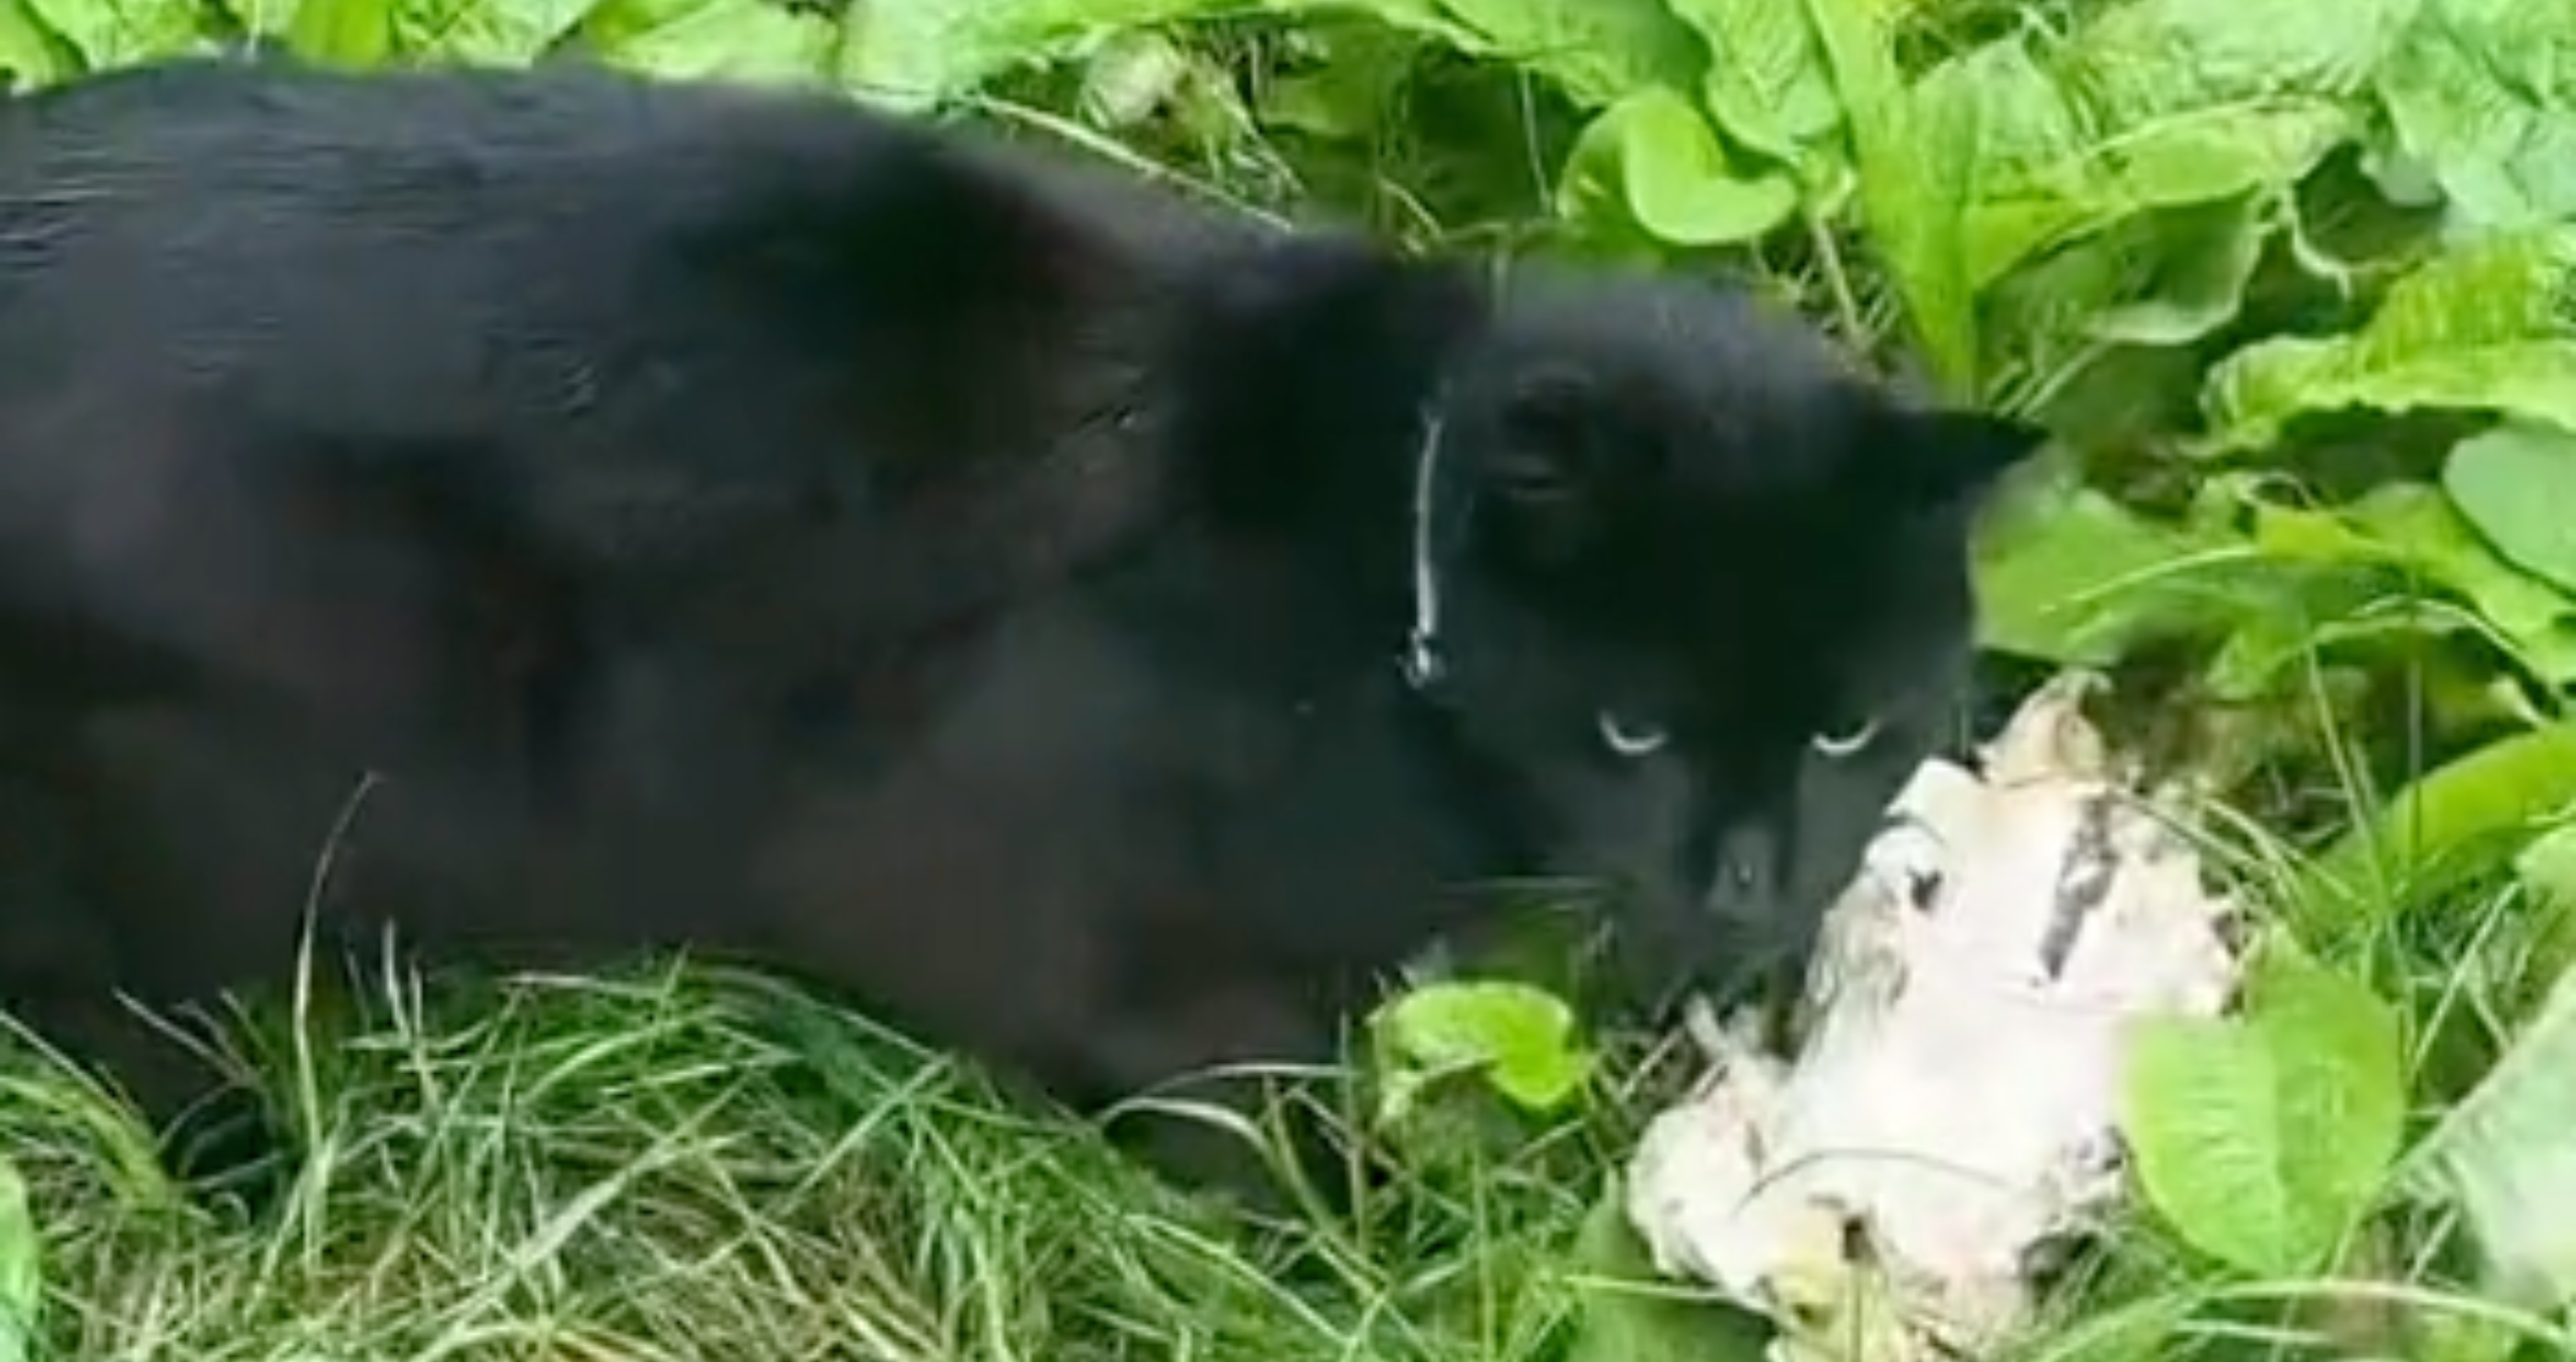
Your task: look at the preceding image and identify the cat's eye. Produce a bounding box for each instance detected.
[1811,717,1882,759]
[1596,710,1670,757]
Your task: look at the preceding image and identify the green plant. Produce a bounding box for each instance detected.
[8,0,2576,1355]
[2122,936,2408,1278]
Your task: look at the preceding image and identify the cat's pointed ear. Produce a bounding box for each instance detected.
[1858,405,2049,507]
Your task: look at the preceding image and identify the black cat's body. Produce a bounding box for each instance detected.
[0,57,2040,1194]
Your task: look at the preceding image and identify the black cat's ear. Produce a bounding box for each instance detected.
[1859,405,2049,507]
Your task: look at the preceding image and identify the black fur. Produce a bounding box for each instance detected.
[0,58,2042,1198]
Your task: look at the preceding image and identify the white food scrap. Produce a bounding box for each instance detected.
[1625,674,2244,1360]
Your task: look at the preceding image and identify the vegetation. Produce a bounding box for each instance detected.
[6,0,2576,1356]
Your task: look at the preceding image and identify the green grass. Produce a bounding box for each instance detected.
[2,707,2571,1361]
[2,729,2572,1361]
[0,961,1689,1362]
[7,1,2576,1353]
[0,861,2550,1362]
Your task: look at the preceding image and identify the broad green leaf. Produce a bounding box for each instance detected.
[0,1155,37,1362]
[2378,0,2576,231]
[2244,945,2407,1249]
[1933,0,2413,291]
[397,0,597,62]
[842,0,1251,110]
[2085,196,2276,348]
[839,0,1693,115]
[20,0,199,66]
[1558,89,1798,247]
[1977,465,2552,706]
[2124,1015,2297,1272]
[1417,0,1702,109]
[2313,480,2576,685]
[2066,0,2412,121]
[0,0,74,87]
[2122,943,2404,1275]
[1802,0,1981,392]
[2400,956,2576,1309]
[2204,227,2576,454]
[1564,1189,1770,1362]
[581,0,833,82]
[1984,194,2276,407]
[1972,460,2260,665]
[2311,722,2576,925]
[1371,978,1594,1114]
[283,0,390,64]
[2192,593,2388,703]
[2516,823,2576,908]
[1248,24,1418,140]
[2444,419,2576,597]
[2019,338,2207,452]
[1916,39,2068,291]
[1662,0,1841,176]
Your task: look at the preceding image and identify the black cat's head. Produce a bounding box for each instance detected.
[1176,239,2043,999]
[1394,267,2043,995]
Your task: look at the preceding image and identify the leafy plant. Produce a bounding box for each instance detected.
[2376,0,2576,233]
[16,0,2576,1352]
[0,1155,36,1362]
[1370,977,1597,1122]
[2401,956,2576,1313]
[2122,938,2407,1277]
[1562,1191,1769,1362]
[2309,721,2576,929]
[1557,87,1798,248]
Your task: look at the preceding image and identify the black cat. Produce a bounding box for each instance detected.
[0,56,2042,1196]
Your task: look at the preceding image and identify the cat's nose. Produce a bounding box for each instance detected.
[1692,817,1833,987]
[1699,821,1781,929]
